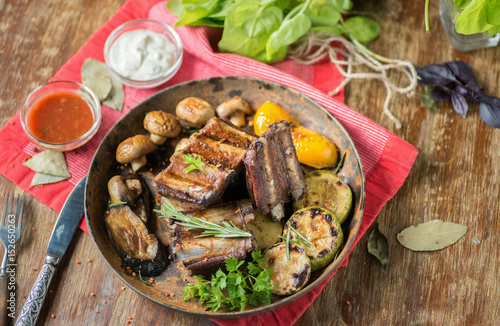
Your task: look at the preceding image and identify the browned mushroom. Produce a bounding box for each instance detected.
[216,96,252,127]
[116,135,155,172]
[107,174,150,223]
[176,97,215,128]
[143,110,181,145]
[105,175,168,276]
[108,175,134,204]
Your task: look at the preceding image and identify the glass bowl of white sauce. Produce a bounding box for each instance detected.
[104,19,183,89]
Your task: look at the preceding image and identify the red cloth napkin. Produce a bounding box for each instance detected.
[0,0,417,325]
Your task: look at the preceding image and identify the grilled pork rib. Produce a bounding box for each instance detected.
[167,200,256,275]
[243,121,307,221]
[154,118,256,206]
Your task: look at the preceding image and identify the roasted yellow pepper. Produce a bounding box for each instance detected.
[254,102,338,169]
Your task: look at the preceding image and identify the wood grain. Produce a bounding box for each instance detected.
[0,0,499,325]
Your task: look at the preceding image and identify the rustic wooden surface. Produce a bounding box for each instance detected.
[1,0,499,325]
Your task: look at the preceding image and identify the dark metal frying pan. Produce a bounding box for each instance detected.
[85,76,365,318]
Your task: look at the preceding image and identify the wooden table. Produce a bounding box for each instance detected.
[1,0,499,325]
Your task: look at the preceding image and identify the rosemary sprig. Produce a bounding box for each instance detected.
[282,224,316,260]
[109,201,127,207]
[278,236,301,246]
[154,199,252,238]
[289,225,315,248]
[334,152,346,174]
[138,271,153,287]
[183,153,207,175]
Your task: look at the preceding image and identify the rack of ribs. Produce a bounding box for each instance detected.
[166,200,256,275]
[243,121,307,222]
[154,118,256,206]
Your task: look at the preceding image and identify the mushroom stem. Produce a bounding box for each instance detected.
[131,156,147,172]
[229,112,246,127]
[108,175,133,204]
[150,134,167,145]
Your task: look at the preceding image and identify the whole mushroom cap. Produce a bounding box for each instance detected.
[144,110,181,138]
[116,135,155,164]
[216,96,252,118]
[176,97,215,128]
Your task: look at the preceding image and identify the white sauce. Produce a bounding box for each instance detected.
[109,29,176,81]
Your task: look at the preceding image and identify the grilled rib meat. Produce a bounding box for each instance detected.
[244,121,307,221]
[154,118,256,206]
[167,200,256,275]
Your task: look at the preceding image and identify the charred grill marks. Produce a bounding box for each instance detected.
[154,118,256,206]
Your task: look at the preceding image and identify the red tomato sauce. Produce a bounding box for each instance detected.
[28,91,94,143]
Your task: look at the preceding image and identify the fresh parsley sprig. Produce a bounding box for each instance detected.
[154,199,252,238]
[182,251,273,312]
[183,153,207,175]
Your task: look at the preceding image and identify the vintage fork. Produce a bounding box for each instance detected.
[0,193,24,324]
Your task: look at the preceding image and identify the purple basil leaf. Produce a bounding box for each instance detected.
[455,83,468,95]
[451,93,468,117]
[416,64,457,86]
[430,88,451,101]
[478,94,500,128]
[465,91,481,104]
[445,61,481,93]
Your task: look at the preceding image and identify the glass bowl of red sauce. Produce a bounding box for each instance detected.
[21,81,101,151]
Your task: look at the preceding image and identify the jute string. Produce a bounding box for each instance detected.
[288,30,418,129]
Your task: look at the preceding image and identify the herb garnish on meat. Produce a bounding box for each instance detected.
[155,199,252,238]
[183,153,207,175]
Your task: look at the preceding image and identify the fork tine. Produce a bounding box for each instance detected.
[7,194,14,220]
[13,194,19,224]
[1,193,9,227]
[17,194,25,229]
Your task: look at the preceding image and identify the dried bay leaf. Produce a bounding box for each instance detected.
[81,58,124,111]
[84,75,112,101]
[31,172,69,187]
[397,220,467,251]
[23,151,71,178]
[367,223,388,268]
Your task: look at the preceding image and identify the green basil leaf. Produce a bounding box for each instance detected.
[485,0,500,25]
[218,0,283,62]
[343,16,380,43]
[206,0,235,19]
[454,0,473,9]
[487,24,500,34]
[264,0,291,10]
[167,0,219,27]
[328,0,353,12]
[305,3,342,27]
[266,13,311,61]
[455,0,493,35]
[312,25,343,35]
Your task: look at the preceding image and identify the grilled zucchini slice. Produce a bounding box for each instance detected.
[246,210,284,251]
[293,170,352,224]
[285,207,343,271]
[261,242,311,296]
